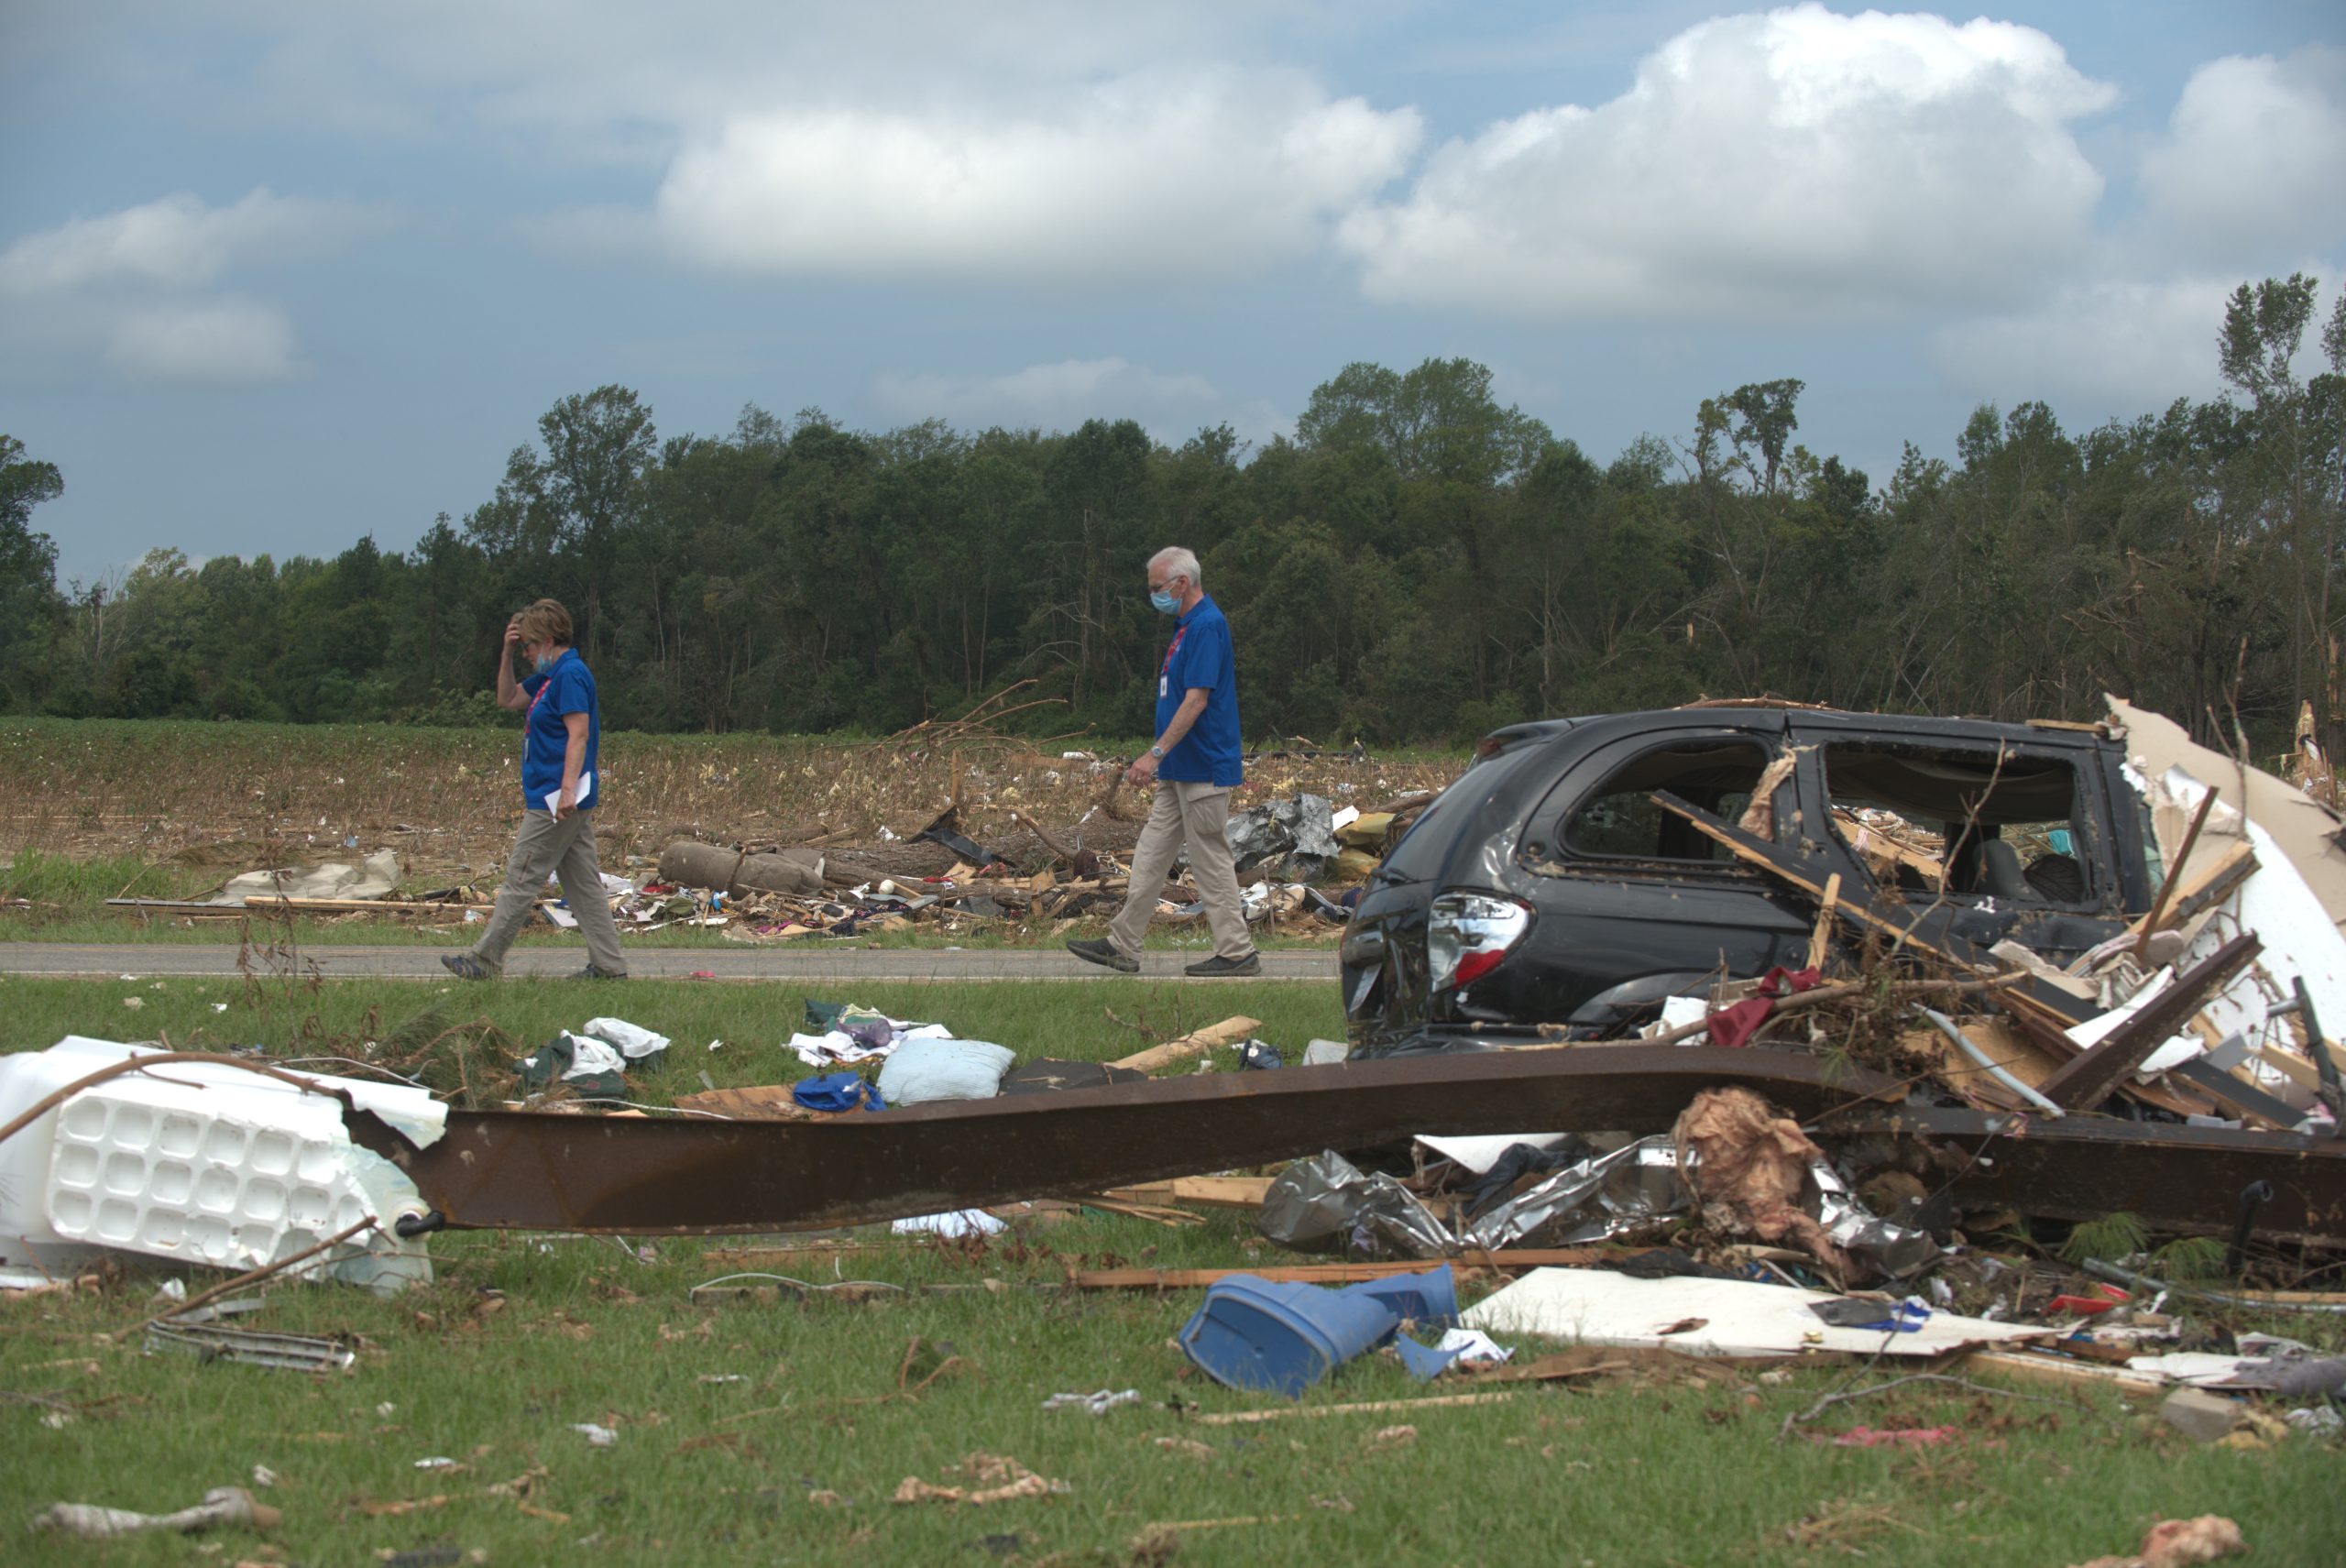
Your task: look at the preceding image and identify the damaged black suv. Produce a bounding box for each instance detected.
[1343,705,2157,1055]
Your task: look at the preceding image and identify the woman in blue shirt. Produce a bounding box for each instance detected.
[443,598,629,981]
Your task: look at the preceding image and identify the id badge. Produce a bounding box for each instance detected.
[1158,676,1168,697]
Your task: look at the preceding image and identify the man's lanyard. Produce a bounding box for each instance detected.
[1159,626,1187,677]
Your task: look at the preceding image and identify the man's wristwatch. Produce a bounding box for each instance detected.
[1149,745,1167,760]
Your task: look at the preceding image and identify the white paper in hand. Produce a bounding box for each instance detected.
[544,770,593,815]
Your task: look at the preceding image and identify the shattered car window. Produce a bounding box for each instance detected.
[1563,741,1770,861]
[1821,743,2091,903]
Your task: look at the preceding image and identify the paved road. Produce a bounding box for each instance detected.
[0,942,1337,983]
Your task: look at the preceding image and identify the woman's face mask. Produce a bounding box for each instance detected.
[530,645,555,673]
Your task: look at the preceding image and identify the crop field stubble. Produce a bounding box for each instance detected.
[0,718,1464,891]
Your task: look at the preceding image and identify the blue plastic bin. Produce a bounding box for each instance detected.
[1338,1264,1458,1331]
[1178,1275,1401,1398]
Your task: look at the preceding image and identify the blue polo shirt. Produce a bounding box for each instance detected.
[520,650,598,810]
[1157,595,1242,786]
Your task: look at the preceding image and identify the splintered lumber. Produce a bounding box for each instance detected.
[1804,873,1841,972]
[2116,840,2257,947]
[2134,786,2219,958]
[241,896,490,915]
[1649,790,2096,1032]
[1111,1015,1264,1074]
[1102,1177,1276,1212]
[1193,1392,1517,1426]
[1958,1348,2166,1396]
[2038,933,2261,1109]
[1073,1249,1617,1289]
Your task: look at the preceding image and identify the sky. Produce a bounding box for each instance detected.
[2,1,2341,587]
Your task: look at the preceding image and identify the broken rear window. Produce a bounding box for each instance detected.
[1821,742,2090,904]
[1562,740,1771,863]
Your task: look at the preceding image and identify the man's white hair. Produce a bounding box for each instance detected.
[1150,546,1202,590]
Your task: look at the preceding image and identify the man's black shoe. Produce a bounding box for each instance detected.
[1184,952,1262,978]
[570,964,628,980]
[1066,938,1139,973]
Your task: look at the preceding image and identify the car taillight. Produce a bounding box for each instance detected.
[1426,893,1531,992]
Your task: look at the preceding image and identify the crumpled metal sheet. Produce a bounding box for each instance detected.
[1258,1150,1452,1258]
[1465,1136,1687,1250]
[1261,1133,1944,1280]
[1809,1159,1940,1279]
[1223,794,1340,878]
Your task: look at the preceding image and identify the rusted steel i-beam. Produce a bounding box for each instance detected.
[1823,1104,2346,1246]
[347,1047,1900,1235]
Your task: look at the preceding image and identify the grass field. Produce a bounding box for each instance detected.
[5,976,2341,1565]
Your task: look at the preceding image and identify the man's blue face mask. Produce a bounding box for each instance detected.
[1149,588,1179,614]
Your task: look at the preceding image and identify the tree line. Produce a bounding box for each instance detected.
[2,274,2341,760]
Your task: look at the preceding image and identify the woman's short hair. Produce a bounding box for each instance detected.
[516,598,573,648]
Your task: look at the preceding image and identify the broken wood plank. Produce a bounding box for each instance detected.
[1102,1177,1276,1211]
[1112,1015,1264,1075]
[1804,872,1841,972]
[1191,1391,1518,1426]
[1073,1249,1618,1289]
[2135,786,2220,958]
[1958,1347,2167,1396]
[243,895,501,915]
[2038,933,2261,1109]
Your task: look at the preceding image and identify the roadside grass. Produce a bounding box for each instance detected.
[0,977,1345,1077]
[1,980,2341,1564]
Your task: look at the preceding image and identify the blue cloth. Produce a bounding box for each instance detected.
[792,1072,886,1113]
[519,650,599,810]
[1156,595,1241,786]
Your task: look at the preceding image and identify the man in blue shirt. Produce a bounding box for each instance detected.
[1069,547,1260,977]
[443,598,629,981]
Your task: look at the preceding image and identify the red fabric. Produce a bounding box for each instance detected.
[1703,966,1824,1048]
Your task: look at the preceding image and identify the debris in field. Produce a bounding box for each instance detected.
[892,1453,1067,1506]
[29,1486,280,1539]
[1154,1436,1216,1460]
[877,1036,1015,1106]
[1365,1423,1417,1450]
[2068,1514,2249,1568]
[572,1422,618,1447]
[1190,1391,1516,1427]
[2157,1387,2271,1445]
[1178,1266,1460,1398]
[1674,1087,1849,1279]
[146,1320,357,1374]
[1463,1269,2048,1359]
[1221,794,1340,880]
[0,1037,441,1295]
[1820,1425,1958,1448]
[1041,1388,1140,1415]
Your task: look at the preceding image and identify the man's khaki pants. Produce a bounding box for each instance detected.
[1108,780,1255,964]
[467,808,628,976]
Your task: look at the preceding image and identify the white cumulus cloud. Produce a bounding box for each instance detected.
[0,187,383,384]
[2139,47,2346,262]
[652,68,1420,283]
[104,298,303,383]
[1929,276,2239,407]
[0,189,386,292]
[1338,4,2117,322]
